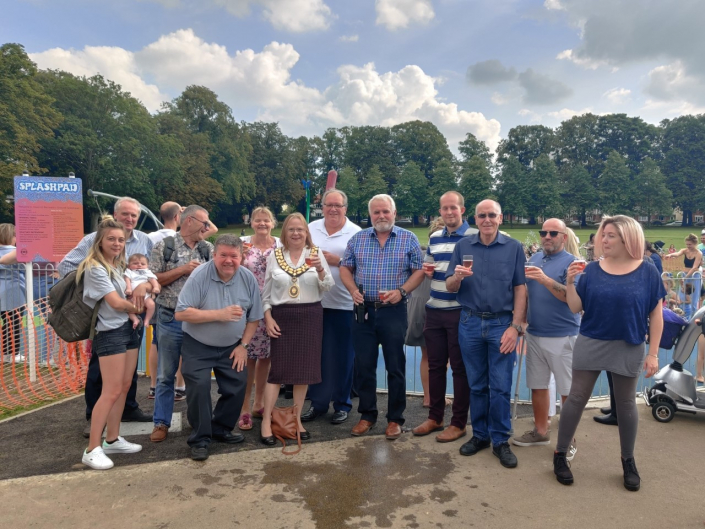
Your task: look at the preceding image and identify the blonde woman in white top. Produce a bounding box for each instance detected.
[259,213,333,445]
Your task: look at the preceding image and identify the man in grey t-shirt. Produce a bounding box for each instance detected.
[175,234,263,461]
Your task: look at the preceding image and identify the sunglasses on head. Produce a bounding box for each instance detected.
[476,213,499,219]
[539,230,564,238]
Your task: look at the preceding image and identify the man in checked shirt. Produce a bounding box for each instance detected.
[340,194,425,440]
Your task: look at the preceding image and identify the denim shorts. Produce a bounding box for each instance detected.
[93,320,142,357]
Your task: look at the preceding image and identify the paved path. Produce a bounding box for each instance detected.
[2,405,704,528]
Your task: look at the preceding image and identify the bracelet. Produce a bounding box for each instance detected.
[316,267,324,273]
[648,354,658,358]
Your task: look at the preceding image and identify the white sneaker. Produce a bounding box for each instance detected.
[82,447,114,470]
[102,436,142,454]
[567,440,578,462]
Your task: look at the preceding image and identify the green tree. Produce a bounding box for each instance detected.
[394,161,428,223]
[527,154,562,221]
[361,165,389,202]
[633,158,673,223]
[391,120,454,180]
[598,151,633,215]
[336,166,363,222]
[497,125,555,169]
[560,165,597,226]
[459,155,493,214]
[458,132,492,169]
[343,126,399,188]
[0,44,62,219]
[496,156,529,224]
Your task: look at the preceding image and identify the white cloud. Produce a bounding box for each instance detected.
[339,35,359,43]
[603,87,631,105]
[29,46,167,112]
[556,49,606,71]
[375,0,435,31]
[547,107,592,121]
[517,108,542,123]
[491,92,511,105]
[543,0,565,11]
[29,29,501,152]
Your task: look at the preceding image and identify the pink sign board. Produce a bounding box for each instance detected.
[13,176,84,263]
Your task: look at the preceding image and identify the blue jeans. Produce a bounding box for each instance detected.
[308,309,355,413]
[458,312,516,446]
[153,306,183,428]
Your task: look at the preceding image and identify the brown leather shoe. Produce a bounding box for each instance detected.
[385,422,403,440]
[351,420,375,436]
[412,419,444,436]
[436,425,467,443]
[150,424,168,442]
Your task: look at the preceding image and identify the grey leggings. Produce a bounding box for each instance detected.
[557,370,639,459]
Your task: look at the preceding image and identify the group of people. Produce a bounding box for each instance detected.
[33,190,664,493]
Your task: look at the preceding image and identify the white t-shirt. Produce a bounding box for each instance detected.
[124,268,158,299]
[148,228,177,245]
[309,218,361,310]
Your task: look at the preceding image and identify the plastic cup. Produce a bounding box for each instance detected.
[379,290,389,302]
[423,262,435,273]
[574,259,587,272]
[463,255,473,269]
[305,257,313,266]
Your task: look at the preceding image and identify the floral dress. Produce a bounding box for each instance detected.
[241,236,280,359]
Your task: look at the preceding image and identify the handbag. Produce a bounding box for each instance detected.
[271,405,302,455]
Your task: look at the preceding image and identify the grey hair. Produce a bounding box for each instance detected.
[114,196,141,213]
[214,234,243,252]
[322,188,348,207]
[368,194,396,214]
[474,199,501,216]
[181,205,208,220]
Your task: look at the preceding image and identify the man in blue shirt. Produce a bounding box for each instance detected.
[511,219,579,461]
[446,199,526,468]
[412,191,477,443]
[340,194,425,440]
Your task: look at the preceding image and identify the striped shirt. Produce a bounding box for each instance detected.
[58,230,154,278]
[426,221,477,310]
[341,225,423,303]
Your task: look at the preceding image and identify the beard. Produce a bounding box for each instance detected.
[373,219,394,233]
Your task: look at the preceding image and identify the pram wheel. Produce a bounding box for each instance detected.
[652,401,676,423]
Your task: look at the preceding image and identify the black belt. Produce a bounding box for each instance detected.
[466,310,512,319]
[365,301,406,310]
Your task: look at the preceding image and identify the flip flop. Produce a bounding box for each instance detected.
[252,408,264,418]
[238,413,253,430]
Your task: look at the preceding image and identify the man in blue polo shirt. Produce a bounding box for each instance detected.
[511,218,579,461]
[446,199,526,468]
[412,191,477,442]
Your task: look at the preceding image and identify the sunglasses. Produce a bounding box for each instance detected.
[539,230,565,238]
[476,213,499,219]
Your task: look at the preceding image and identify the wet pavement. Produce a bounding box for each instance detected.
[2,389,705,528]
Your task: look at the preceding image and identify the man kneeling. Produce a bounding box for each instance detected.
[175,235,262,461]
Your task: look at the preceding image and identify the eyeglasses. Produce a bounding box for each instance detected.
[287,228,306,233]
[539,230,565,238]
[477,213,499,219]
[189,216,211,229]
[324,203,346,209]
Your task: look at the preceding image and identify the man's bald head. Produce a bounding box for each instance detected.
[160,201,181,226]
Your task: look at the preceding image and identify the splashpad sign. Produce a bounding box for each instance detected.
[14,176,84,263]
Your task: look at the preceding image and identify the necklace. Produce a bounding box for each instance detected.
[275,247,319,298]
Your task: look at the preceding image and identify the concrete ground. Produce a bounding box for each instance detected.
[2,383,704,528]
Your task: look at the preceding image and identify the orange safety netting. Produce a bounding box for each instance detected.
[0,301,89,416]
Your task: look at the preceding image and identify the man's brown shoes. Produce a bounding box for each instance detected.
[351,420,375,436]
[412,419,444,436]
[436,425,467,443]
[385,422,403,440]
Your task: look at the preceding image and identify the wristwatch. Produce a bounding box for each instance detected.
[241,342,249,351]
[398,287,408,300]
[510,323,523,335]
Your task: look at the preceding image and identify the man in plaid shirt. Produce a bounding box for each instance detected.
[340,194,425,440]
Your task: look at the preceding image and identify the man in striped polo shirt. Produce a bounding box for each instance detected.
[412,191,477,442]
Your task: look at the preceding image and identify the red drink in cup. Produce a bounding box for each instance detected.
[243,242,253,252]
[574,259,587,272]
[423,262,435,273]
[305,257,313,266]
[463,255,473,269]
[379,290,389,302]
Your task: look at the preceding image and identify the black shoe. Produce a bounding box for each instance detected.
[492,442,518,468]
[554,451,574,485]
[331,411,349,424]
[459,436,491,456]
[260,435,276,446]
[622,457,641,491]
[121,408,152,422]
[301,407,326,422]
[600,407,612,415]
[593,413,618,426]
[212,432,245,444]
[191,446,209,461]
[284,390,293,399]
[299,431,311,441]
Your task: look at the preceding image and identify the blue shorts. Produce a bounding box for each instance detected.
[93,320,142,357]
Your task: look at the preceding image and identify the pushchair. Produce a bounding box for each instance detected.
[643,305,705,422]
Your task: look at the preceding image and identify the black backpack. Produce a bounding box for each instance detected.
[48,270,102,343]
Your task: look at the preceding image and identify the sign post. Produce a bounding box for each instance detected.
[14,176,84,380]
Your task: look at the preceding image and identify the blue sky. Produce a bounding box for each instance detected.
[4,0,703,153]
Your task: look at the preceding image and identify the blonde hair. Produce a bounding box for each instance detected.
[595,215,645,260]
[564,227,580,258]
[0,223,16,246]
[428,217,445,237]
[250,206,277,229]
[685,233,698,245]
[280,213,314,250]
[77,216,127,282]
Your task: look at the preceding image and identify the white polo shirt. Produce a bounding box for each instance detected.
[309,218,361,310]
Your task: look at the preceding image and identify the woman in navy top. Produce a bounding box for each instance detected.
[553,215,665,492]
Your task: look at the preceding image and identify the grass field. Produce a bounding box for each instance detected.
[221,222,702,251]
